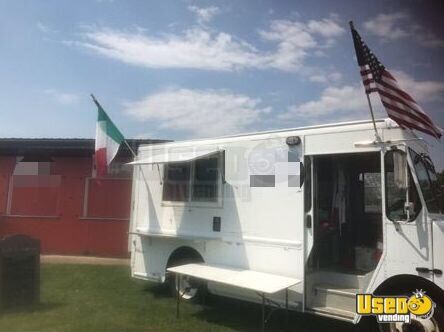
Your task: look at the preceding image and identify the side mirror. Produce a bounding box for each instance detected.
[404,201,415,220]
[393,151,408,190]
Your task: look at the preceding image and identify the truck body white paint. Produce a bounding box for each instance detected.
[129,118,444,323]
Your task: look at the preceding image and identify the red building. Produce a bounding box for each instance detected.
[0,138,162,257]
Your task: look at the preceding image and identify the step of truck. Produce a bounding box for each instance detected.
[310,284,359,313]
[308,306,356,322]
[307,270,370,289]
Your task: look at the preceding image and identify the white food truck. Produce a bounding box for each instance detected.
[129,118,444,330]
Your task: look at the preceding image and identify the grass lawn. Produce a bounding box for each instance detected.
[0,264,376,331]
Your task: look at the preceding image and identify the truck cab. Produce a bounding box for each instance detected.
[304,133,444,328]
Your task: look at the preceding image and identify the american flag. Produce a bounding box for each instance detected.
[350,22,442,139]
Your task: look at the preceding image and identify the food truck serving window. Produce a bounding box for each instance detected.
[409,149,443,214]
[162,152,222,203]
[162,163,191,202]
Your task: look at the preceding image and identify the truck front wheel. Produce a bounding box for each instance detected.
[380,299,443,332]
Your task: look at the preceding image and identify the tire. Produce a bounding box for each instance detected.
[166,258,206,302]
[379,298,444,332]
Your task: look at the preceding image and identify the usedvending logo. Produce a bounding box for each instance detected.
[356,290,435,323]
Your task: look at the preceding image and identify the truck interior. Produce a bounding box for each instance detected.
[309,152,383,274]
[305,152,383,319]
[304,149,430,319]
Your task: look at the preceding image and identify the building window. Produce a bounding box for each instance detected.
[7,158,61,217]
[82,157,132,220]
[162,153,222,203]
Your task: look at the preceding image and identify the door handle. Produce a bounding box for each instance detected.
[416,267,443,276]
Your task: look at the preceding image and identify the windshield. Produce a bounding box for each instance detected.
[409,149,443,214]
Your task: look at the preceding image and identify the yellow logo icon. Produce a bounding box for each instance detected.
[356,289,435,323]
[407,290,435,319]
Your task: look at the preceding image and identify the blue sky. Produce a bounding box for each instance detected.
[0,0,443,169]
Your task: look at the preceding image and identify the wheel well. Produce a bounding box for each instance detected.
[374,274,444,307]
[166,246,204,269]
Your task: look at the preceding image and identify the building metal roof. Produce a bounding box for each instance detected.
[0,138,169,157]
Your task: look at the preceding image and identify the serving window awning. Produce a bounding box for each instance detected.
[128,147,223,165]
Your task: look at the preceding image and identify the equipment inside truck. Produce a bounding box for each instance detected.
[309,152,383,274]
[304,149,429,319]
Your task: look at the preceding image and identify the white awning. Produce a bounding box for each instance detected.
[167,263,301,294]
[129,147,223,165]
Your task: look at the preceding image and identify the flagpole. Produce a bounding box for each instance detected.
[365,94,381,142]
[349,21,381,143]
[90,94,138,158]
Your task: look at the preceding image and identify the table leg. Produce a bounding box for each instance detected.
[262,293,265,332]
[285,288,289,332]
[176,274,180,319]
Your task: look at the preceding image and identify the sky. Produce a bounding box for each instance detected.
[0,0,443,170]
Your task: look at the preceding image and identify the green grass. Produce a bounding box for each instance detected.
[0,264,375,331]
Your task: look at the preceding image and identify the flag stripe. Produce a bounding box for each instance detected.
[376,72,441,134]
[379,98,437,133]
[95,148,107,177]
[380,99,440,136]
[379,73,422,108]
[360,65,379,94]
[97,103,125,145]
[380,99,439,135]
[361,71,428,119]
[351,25,442,139]
[378,76,437,129]
[94,99,125,177]
[376,85,435,126]
[388,114,438,138]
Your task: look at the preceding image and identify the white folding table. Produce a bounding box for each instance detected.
[167,263,301,332]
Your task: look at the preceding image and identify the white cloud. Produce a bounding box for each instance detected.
[390,70,444,103]
[364,12,444,48]
[307,18,346,39]
[308,71,342,84]
[188,5,220,24]
[44,89,80,105]
[281,71,444,124]
[73,15,345,73]
[78,27,261,71]
[258,17,345,71]
[123,88,271,137]
[363,13,410,41]
[37,22,56,34]
[280,85,377,123]
[410,24,444,48]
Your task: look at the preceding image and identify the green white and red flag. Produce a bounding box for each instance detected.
[93,98,125,177]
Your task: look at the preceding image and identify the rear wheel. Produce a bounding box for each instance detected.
[174,274,200,300]
[166,257,206,302]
